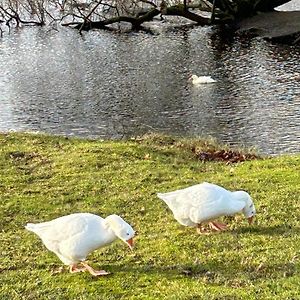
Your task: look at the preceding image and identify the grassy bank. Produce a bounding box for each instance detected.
[0,132,299,299]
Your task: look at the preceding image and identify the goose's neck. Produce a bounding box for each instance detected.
[231,191,249,206]
[91,222,117,249]
[101,227,118,246]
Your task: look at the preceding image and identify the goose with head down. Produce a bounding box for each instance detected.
[157,182,255,234]
[25,213,135,276]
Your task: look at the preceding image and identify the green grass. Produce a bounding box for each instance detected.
[0,132,300,299]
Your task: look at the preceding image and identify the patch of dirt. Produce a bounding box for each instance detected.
[8,151,39,161]
[194,149,259,163]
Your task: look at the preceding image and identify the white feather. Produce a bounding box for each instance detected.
[158,182,255,227]
[190,75,216,84]
[25,213,134,265]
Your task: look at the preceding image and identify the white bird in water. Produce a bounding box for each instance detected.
[25,213,135,276]
[157,182,255,234]
[189,74,217,84]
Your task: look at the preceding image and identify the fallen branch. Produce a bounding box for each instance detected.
[164,4,210,25]
[62,4,210,31]
[0,0,297,45]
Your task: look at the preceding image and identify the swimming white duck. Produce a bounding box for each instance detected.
[157,182,255,234]
[25,213,135,276]
[189,74,216,84]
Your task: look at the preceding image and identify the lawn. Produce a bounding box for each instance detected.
[0,132,299,299]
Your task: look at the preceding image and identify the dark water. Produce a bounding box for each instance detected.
[0,3,299,155]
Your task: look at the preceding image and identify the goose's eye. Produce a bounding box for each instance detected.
[126,233,130,236]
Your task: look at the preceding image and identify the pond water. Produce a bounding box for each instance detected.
[0,1,299,155]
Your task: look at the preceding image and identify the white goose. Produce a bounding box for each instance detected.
[25,213,135,276]
[157,182,255,234]
[189,74,216,84]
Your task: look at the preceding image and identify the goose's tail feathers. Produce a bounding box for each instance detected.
[25,223,36,232]
[157,192,170,202]
[157,191,179,204]
[157,193,165,200]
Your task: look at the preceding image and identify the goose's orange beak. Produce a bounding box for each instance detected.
[126,238,134,250]
[248,216,254,225]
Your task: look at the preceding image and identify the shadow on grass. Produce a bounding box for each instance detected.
[81,259,296,284]
[232,225,300,235]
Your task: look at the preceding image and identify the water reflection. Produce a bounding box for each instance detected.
[0,23,299,155]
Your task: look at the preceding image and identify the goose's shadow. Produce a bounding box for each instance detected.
[232,225,299,235]
[87,263,214,280]
[87,258,297,283]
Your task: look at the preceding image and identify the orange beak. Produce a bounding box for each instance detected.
[248,216,254,225]
[126,238,134,250]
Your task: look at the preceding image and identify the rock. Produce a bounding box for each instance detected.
[237,11,300,44]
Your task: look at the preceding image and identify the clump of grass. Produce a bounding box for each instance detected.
[0,132,299,299]
[194,148,260,163]
[136,133,261,163]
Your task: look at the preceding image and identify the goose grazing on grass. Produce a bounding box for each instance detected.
[25,213,135,276]
[157,182,255,234]
[189,74,216,84]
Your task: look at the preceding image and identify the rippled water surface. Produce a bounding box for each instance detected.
[0,3,300,155]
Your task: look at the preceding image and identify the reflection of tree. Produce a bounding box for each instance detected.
[94,31,193,137]
[2,30,195,138]
[1,20,299,153]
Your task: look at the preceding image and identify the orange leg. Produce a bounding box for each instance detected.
[69,264,86,273]
[69,263,110,276]
[196,222,227,234]
[209,221,227,231]
[81,262,110,276]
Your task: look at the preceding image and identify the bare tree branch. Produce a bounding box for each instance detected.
[0,0,297,44]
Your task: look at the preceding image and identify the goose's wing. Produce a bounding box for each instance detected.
[200,76,211,80]
[25,213,92,259]
[158,187,196,226]
[158,183,226,226]
[197,76,216,83]
[171,183,233,224]
[187,183,245,223]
